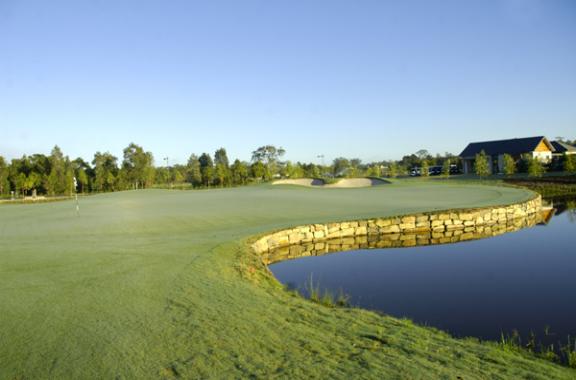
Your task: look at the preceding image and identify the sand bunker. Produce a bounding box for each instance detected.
[272,178,388,188]
[272,178,325,186]
[326,178,388,188]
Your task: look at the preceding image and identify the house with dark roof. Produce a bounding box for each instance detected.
[459,136,554,174]
[550,140,576,157]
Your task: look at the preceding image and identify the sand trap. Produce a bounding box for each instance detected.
[272,178,325,186]
[272,178,389,188]
[325,178,388,188]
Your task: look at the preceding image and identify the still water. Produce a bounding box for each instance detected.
[270,199,576,347]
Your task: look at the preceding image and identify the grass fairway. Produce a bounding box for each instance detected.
[0,183,573,379]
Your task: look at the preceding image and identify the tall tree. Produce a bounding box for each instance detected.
[365,164,381,177]
[199,153,214,186]
[527,157,544,177]
[214,148,230,186]
[29,154,51,194]
[348,158,362,177]
[251,145,285,164]
[421,160,430,177]
[64,157,75,195]
[7,154,52,196]
[474,150,490,178]
[214,163,228,187]
[441,159,451,177]
[564,154,576,173]
[503,154,516,176]
[332,157,350,177]
[230,159,249,185]
[251,145,285,177]
[72,158,91,193]
[186,154,202,187]
[0,156,9,196]
[283,161,304,178]
[388,163,398,178]
[251,161,269,181]
[172,166,185,183]
[121,143,155,189]
[399,154,420,169]
[47,146,69,195]
[300,163,320,178]
[15,172,27,196]
[8,158,25,195]
[92,152,119,192]
[155,167,171,184]
[25,172,42,196]
[415,149,430,161]
[214,148,230,168]
[291,163,305,178]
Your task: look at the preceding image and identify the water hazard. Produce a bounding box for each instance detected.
[269,198,576,351]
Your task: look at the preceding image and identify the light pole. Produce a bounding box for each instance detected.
[317,155,325,177]
[164,157,172,188]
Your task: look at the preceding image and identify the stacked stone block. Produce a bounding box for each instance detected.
[252,195,543,264]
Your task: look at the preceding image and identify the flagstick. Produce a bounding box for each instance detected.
[73,176,79,216]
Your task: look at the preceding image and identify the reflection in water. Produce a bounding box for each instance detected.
[551,198,576,221]
[269,200,576,361]
[264,209,548,265]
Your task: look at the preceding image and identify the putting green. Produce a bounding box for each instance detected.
[0,183,572,379]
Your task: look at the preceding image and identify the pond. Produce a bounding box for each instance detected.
[269,198,576,352]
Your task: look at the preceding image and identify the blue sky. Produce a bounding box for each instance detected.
[1,0,575,165]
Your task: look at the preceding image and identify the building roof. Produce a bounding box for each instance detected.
[551,141,576,154]
[459,136,553,158]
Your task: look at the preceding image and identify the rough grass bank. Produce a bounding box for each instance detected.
[0,183,574,379]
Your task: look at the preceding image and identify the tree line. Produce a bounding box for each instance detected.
[473,150,576,178]
[0,144,296,197]
[3,142,574,198]
[0,143,463,198]
[0,143,157,197]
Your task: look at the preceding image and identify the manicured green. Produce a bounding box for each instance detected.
[1,183,573,379]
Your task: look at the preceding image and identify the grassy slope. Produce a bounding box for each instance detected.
[0,183,573,379]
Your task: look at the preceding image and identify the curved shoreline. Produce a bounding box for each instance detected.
[252,194,543,261]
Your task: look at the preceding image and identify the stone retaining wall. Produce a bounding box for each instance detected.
[252,195,542,261]
[262,211,544,265]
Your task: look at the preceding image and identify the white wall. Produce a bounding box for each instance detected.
[532,151,552,162]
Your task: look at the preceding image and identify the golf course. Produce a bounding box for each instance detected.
[1,181,574,379]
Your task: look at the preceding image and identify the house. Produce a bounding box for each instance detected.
[459,136,554,174]
[550,140,576,157]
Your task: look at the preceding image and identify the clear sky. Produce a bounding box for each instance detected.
[1,0,575,165]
